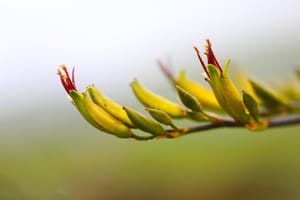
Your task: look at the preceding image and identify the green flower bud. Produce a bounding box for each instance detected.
[146,108,179,130]
[176,70,222,111]
[249,80,291,113]
[123,107,166,136]
[242,90,259,122]
[176,85,202,112]
[145,108,173,125]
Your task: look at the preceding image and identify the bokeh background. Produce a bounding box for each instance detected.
[1,0,300,199]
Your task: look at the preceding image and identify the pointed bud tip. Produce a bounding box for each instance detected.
[57,65,77,93]
[193,46,200,52]
[205,38,211,46]
[59,64,67,71]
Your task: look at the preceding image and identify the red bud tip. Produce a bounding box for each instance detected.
[57,65,77,94]
[204,39,223,73]
[193,46,210,78]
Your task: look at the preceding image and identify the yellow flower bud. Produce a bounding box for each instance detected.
[194,40,251,124]
[130,79,186,118]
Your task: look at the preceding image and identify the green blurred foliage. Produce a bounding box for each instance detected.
[1,109,300,199]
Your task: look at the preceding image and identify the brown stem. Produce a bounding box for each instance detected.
[167,115,300,135]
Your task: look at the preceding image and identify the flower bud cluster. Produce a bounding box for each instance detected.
[58,40,298,139]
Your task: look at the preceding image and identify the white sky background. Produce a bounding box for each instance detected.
[0,0,299,121]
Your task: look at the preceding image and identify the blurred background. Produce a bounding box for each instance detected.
[0,0,300,199]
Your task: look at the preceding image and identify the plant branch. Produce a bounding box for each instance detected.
[58,40,300,140]
[164,115,300,137]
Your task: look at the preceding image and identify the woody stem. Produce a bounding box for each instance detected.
[166,115,300,135]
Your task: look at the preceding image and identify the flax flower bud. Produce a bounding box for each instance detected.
[194,40,251,124]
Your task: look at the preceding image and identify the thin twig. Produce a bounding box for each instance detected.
[268,115,300,127]
[166,115,300,136]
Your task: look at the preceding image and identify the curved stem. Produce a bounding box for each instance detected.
[165,115,300,136]
[268,115,300,127]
